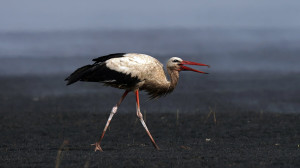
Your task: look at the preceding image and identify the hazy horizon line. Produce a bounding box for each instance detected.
[1,26,300,33]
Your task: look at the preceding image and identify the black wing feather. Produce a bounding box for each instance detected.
[82,63,140,88]
[92,53,126,63]
[65,65,94,85]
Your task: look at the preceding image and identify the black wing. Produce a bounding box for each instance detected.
[65,54,141,89]
[65,53,126,85]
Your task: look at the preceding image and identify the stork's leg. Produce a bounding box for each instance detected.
[135,90,160,150]
[91,90,129,152]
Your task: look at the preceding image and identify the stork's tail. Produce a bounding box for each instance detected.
[65,65,93,85]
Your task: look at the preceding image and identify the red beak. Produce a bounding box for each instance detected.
[179,60,210,74]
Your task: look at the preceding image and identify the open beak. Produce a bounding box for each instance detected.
[179,60,210,74]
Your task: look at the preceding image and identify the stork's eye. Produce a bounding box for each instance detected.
[172,59,180,63]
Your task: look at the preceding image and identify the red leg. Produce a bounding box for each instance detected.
[91,90,129,152]
[135,90,160,150]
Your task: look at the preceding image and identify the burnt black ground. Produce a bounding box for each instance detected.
[0,73,300,167]
[1,109,299,167]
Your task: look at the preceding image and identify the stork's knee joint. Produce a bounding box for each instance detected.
[111,106,118,114]
[137,112,143,119]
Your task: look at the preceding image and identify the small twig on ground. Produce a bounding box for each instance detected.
[260,109,264,119]
[84,160,90,168]
[144,110,146,123]
[176,109,179,126]
[55,140,69,168]
[204,106,217,125]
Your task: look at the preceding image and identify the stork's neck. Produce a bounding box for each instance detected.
[167,69,179,92]
[143,68,179,99]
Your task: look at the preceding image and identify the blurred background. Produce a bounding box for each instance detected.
[0,0,299,113]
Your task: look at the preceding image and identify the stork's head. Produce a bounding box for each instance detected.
[167,57,209,74]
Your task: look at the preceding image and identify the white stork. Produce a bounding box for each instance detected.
[65,53,209,151]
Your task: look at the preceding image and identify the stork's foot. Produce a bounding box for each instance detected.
[91,142,103,152]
